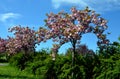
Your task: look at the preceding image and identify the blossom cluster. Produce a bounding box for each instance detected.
[45,7,109,47]
[0,38,8,53]
[36,27,49,43]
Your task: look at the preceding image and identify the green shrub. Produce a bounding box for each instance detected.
[25,50,51,77]
[9,52,33,70]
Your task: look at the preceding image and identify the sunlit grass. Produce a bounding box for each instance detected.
[0,64,39,79]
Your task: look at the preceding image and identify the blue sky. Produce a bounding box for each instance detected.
[0,0,120,53]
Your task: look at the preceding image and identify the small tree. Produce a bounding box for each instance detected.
[6,26,37,55]
[45,7,109,78]
[51,44,60,60]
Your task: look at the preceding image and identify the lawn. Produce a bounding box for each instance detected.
[0,63,39,79]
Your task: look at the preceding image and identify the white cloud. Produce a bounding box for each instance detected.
[0,12,21,30]
[52,0,87,9]
[52,0,120,12]
[0,13,21,23]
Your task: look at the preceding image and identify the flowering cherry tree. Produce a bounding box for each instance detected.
[6,26,37,54]
[45,6,109,54]
[45,7,109,77]
[0,37,8,53]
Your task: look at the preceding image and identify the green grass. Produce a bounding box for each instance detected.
[0,64,40,79]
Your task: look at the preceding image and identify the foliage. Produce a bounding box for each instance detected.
[9,52,33,70]
[25,50,52,78]
[4,39,120,79]
[94,40,120,79]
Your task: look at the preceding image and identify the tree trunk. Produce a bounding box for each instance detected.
[71,39,76,79]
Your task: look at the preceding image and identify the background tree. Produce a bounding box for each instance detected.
[68,44,94,55]
[45,7,109,78]
[6,26,37,55]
